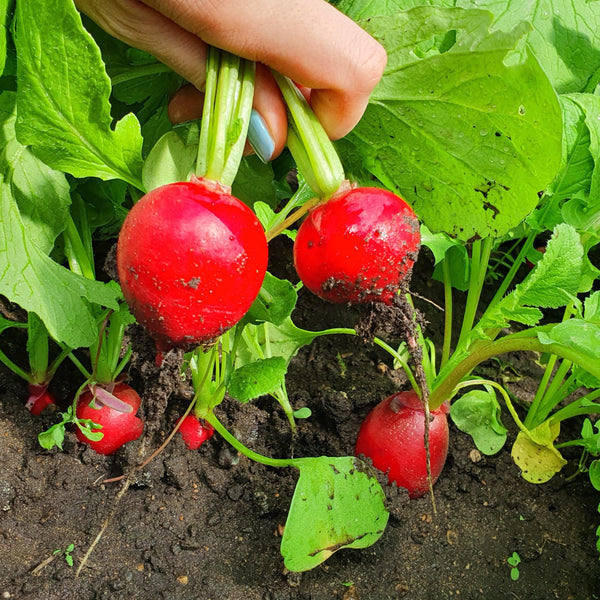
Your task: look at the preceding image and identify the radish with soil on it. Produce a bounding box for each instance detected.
[293,186,420,305]
[117,50,267,354]
[355,391,449,498]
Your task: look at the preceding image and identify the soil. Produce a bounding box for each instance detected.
[1,238,599,600]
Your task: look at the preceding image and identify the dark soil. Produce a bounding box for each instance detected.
[1,239,599,600]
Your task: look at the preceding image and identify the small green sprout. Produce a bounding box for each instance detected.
[507,551,521,580]
[53,543,75,567]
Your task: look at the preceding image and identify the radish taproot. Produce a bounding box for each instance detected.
[75,383,144,455]
[293,187,420,305]
[177,414,215,450]
[117,177,268,351]
[355,391,449,498]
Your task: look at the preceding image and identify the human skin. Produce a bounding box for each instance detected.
[74,0,387,159]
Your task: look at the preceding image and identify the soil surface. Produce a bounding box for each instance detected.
[1,238,599,600]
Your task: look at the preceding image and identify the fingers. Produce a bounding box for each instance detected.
[76,0,386,156]
[141,0,387,138]
[75,0,209,91]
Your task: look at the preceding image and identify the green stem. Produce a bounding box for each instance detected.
[429,329,600,410]
[204,410,296,468]
[110,63,172,86]
[0,348,31,382]
[550,389,600,427]
[456,237,493,351]
[441,257,453,368]
[196,48,255,186]
[272,71,344,199]
[526,359,572,429]
[523,303,575,429]
[63,214,95,280]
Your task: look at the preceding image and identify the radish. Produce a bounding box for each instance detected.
[293,187,420,305]
[355,391,449,498]
[75,382,144,455]
[177,414,215,450]
[26,383,57,416]
[117,177,268,351]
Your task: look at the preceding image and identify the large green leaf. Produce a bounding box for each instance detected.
[281,456,389,572]
[0,0,10,76]
[0,92,70,254]
[457,0,600,93]
[348,6,562,240]
[0,178,121,348]
[14,0,144,188]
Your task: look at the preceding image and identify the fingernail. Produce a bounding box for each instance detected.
[247,109,275,163]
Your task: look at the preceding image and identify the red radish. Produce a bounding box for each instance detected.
[75,383,144,455]
[355,391,449,498]
[26,383,56,416]
[117,177,268,351]
[177,414,215,450]
[293,187,420,305]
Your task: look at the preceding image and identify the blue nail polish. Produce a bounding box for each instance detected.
[248,109,275,163]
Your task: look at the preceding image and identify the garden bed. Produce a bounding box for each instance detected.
[1,244,598,600]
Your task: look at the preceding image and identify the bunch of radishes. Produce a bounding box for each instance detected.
[67,46,447,498]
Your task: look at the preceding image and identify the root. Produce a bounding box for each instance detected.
[75,476,131,577]
[393,293,437,516]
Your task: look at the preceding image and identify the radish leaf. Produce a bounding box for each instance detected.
[348,6,562,240]
[281,456,388,572]
[456,0,600,93]
[14,0,144,189]
[0,179,121,348]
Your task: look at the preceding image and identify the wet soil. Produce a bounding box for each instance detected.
[1,239,599,600]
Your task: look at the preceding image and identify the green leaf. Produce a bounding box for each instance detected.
[0,179,121,348]
[244,272,298,326]
[228,357,287,403]
[14,0,144,189]
[281,456,389,572]
[0,92,71,254]
[237,317,321,368]
[142,129,197,192]
[511,422,567,483]
[349,6,562,240]
[480,223,583,330]
[450,389,507,455]
[232,155,280,209]
[38,421,66,450]
[457,0,600,93]
[589,460,600,492]
[0,0,10,76]
[538,320,600,360]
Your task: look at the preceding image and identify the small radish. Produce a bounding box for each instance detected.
[26,383,57,416]
[177,414,215,450]
[293,187,420,305]
[117,177,268,351]
[75,383,144,455]
[355,391,449,498]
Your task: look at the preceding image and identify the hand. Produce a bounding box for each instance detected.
[75,0,387,161]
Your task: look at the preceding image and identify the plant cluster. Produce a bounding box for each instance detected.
[1,0,600,572]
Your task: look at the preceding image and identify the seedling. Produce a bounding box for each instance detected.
[507,552,521,581]
[53,543,75,567]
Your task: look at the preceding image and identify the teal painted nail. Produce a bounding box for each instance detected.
[248,109,275,163]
